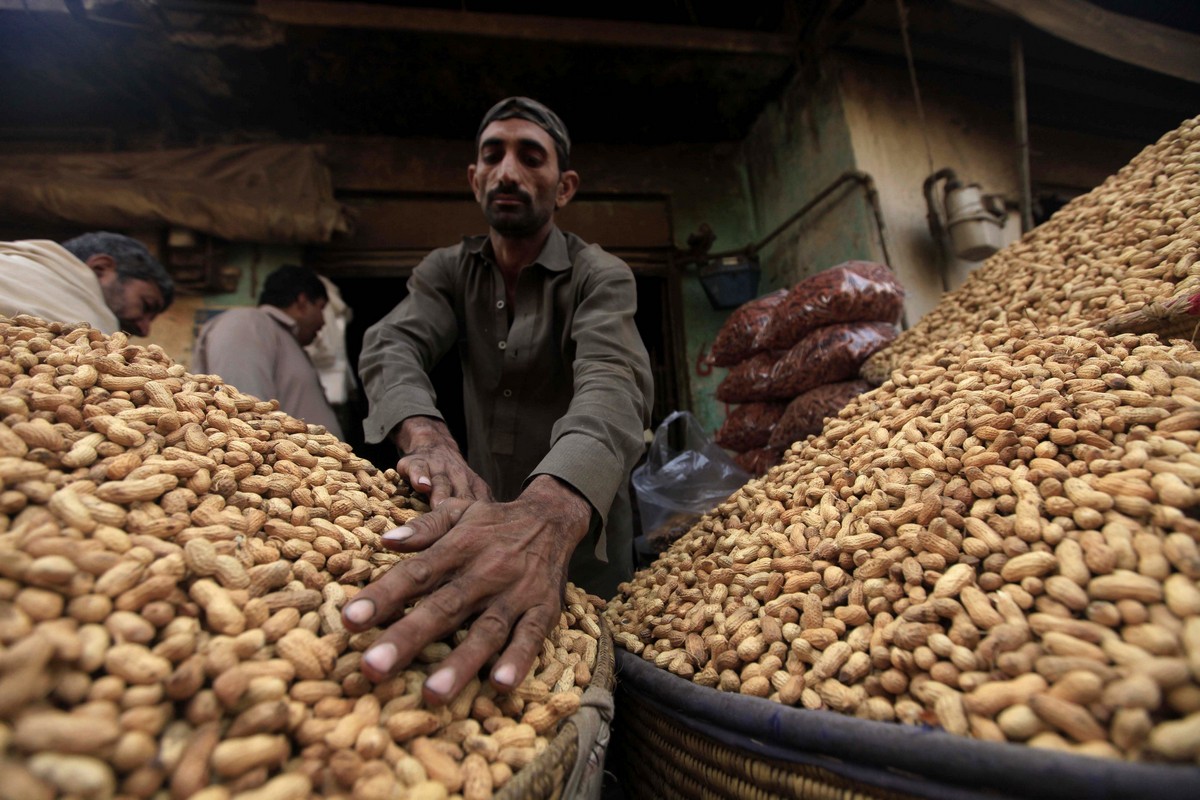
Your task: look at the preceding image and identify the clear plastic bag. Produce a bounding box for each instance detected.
[715,350,785,404]
[754,261,904,352]
[714,402,787,452]
[768,379,871,449]
[709,289,788,367]
[732,446,783,477]
[632,411,751,540]
[769,322,896,399]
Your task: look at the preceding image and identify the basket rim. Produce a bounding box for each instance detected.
[494,618,615,800]
[614,647,1200,800]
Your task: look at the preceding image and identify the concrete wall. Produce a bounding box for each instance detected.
[837,54,1023,322]
[741,65,875,292]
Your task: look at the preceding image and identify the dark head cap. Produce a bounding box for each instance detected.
[476,97,571,170]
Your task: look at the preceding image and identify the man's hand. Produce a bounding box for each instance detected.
[393,416,493,508]
[341,475,593,705]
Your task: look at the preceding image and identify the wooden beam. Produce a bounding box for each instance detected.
[958,0,1200,84]
[256,0,794,56]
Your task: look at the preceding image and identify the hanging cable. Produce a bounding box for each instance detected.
[897,0,953,291]
[895,0,936,177]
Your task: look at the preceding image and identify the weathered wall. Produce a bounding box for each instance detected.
[838,54,1024,323]
[741,66,873,292]
[835,53,1152,324]
[684,63,872,435]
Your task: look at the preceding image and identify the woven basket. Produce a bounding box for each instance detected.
[610,649,1200,800]
[497,621,616,800]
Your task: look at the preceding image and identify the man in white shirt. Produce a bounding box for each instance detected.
[0,232,174,336]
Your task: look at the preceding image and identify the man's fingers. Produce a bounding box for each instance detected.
[428,473,455,508]
[490,600,561,693]
[422,604,516,705]
[358,581,483,683]
[396,456,432,494]
[379,500,470,551]
[341,547,451,635]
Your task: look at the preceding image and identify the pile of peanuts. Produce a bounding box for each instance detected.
[608,320,1200,762]
[0,315,602,800]
[862,115,1200,384]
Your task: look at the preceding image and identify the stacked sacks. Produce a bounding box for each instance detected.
[862,115,1200,384]
[0,315,605,799]
[608,320,1200,762]
[712,262,903,474]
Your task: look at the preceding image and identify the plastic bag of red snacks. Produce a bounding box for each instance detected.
[769,379,871,449]
[716,350,785,404]
[770,322,896,399]
[714,401,787,452]
[732,447,782,476]
[709,289,788,367]
[754,261,904,352]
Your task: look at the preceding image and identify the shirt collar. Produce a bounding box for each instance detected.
[261,304,299,335]
[467,225,571,273]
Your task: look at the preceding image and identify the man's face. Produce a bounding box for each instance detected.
[295,295,327,347]
[468,118,578,239]
[100,275,165,337]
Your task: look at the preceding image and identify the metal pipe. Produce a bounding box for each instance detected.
[1012,33,1034,234]
[702,170,895,270]
[922,167,957,293]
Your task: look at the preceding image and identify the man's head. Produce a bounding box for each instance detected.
[469,97,579,239]
[61,232,174,337]
[476,97,571,172]
[258,264,328,347]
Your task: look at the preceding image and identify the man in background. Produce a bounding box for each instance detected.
[0,231,174,336]
[192,264,344,439]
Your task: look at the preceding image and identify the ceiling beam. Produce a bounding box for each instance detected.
[960,0,1200,85]
[255,0,795,56]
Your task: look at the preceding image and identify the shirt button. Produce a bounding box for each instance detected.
[496,300,505,309]
[502,389,512,398]
[498,340,507,350]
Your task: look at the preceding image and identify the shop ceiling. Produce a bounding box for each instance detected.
[0,0,1198,152]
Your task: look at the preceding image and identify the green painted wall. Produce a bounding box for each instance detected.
[662,146,758,437]
[678,65,881,435]
[204,244,303,308]
[741,66,876,293]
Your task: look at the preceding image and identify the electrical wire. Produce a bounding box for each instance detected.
[895,0,936,177]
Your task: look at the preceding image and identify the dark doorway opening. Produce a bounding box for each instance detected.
[331,270,677,473]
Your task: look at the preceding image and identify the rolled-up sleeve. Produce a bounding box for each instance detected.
[532,251,654,526]
[359,248,461,444]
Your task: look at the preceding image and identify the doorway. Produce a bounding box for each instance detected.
[331,268,679,473]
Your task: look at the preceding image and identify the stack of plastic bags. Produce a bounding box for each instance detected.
[710,261,904,474]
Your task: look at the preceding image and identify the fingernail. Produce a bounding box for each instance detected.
[493,663,517,687]
[417,477,432,489]
[382,526,413,543]
[344,599,374,625]
[364,643,397,674]
[425,667,456,697]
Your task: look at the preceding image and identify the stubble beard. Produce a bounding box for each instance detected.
[483,189,551,238]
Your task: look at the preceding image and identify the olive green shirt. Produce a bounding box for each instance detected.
[360,227,653,595]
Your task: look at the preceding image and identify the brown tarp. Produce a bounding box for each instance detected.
[0,143,353,243]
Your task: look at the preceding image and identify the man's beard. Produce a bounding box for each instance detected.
[100,277,137,334]
[483,187,551,237]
